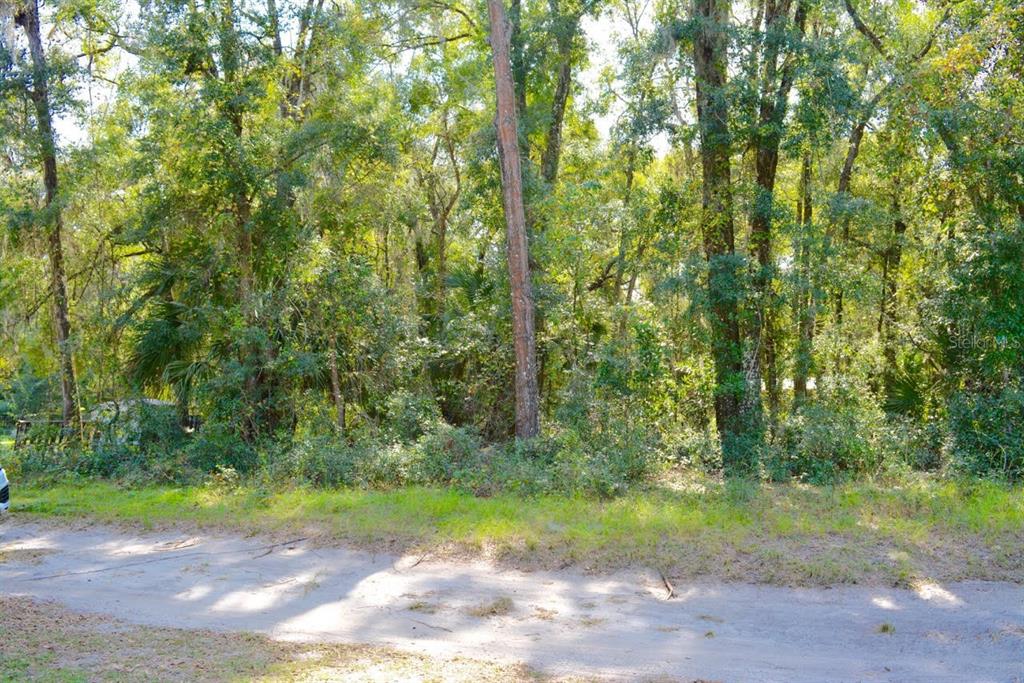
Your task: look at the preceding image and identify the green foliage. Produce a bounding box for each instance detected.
[948,384,1024,480]
[0,364,52,428]
[413,423,482,483]
[182,422,257,476]
[2,0,1023,500]
[769,378,935,484]
[384,390,443,443]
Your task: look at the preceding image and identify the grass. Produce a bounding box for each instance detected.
[0,596,552,682]
[9,475,1024,586]
[466,596,515,618]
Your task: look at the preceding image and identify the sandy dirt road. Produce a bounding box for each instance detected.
[2,518,1022,682]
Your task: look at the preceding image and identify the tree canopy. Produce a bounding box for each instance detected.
[2,0,1022,487]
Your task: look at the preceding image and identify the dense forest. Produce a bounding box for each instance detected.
[1,0,1021,491]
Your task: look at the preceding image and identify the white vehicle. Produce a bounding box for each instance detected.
[0,466,8,512]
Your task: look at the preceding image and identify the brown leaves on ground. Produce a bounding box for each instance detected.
[0,596,550,682]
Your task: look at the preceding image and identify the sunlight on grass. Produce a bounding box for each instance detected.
[12,476,1024,584]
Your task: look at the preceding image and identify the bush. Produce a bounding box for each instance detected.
[449,438,553,497]
[353,442,417,488]
[274,436,363,487]
[948,384,1024,480]
[10,444,69,481]
[13,402,196,485]
[384,390,442,443]
[447,423,660,498]
[272,424,481,490]
[412,424,481,483]
[85,401,189,480]
[879,415,944,474]
[8,397,659,498]
[662,427,721,470]
[183,422,256,474]
[771,380,887,484]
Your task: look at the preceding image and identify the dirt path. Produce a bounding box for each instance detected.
[2,518,1022,682]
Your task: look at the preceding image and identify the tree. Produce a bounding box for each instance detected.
[488,0,541,439]
[2,0,1022,486]
[14,0,78,430]
[692,0,751,471]
[793,149,813,406]
[745,0,807,434]
[539,0,598,187]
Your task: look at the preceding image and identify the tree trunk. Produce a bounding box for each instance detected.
[431,118,460,334]
[328,335,345,433]
[488,0,541,439]
[16,0,78,430]
[283,0,324,118]
[746,0,806,438]
[793,151,814,406]
[508,0,528,133]
[693,0,748,471]
[833,83,888,326]
[540,6,579,187]
[607,147,638,315]
[625,245,645,303]
[218,0,253,317]
[878,193,906,399]
[932,117,999,230]
[219,0,288,440]
[435,212,447,327]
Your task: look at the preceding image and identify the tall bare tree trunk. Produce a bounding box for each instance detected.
[428,117,460,334]
[219,0,285,440]
[693,0,749,471]
[435,214,447,325]
[488,0,541,439]
[16,0,78,430]
[218,0,253,317]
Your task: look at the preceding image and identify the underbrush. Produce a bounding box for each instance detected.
[8,419,666,498]
[7,378,1020,495]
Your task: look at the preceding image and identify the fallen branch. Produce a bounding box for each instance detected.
[410,618,453,633]
[658,569,676,600]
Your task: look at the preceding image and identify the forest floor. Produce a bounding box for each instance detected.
[2,517,1023,682]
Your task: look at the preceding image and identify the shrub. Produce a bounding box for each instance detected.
[660,427,720,470]
[13,402,196,485]
[83,401,189,480]
[878,415,944,475]
[353,442,417,488]
[183,422,256,474]
[412,424,481,483]
[446,422,660,498]
[384,390,442,443]
[10,444,69,481]
[771,380,886,484]
[275,436,363,487]
[948,384,1024,481]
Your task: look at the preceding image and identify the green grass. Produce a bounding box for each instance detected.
[11,476,1024,585]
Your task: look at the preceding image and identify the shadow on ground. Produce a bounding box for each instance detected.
[1,518,1022,682]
